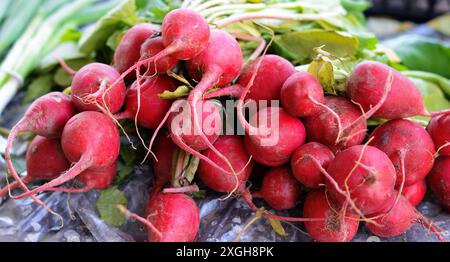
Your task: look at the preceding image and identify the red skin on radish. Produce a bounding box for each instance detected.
[161,9,210,60]
[71,63,126,113]
[140,36,179,74]
[146,193,200,242]
[291,142,334,189]
[238,55,295,103]
[398,180,427,207]
[326,145,397,215]
[303,189,360,242]
[427,157,450,212]
[255,166,301,210]
[427,113,450,156]
[366,193,443,240]
[4,92,76,207]
[280,71,324,117]
[79,163,117,190]
[244,107,306,167]
[198,135,253,193]
[347,61,427,119]
[13,111,120,199]
[0,136,70,197]
[303,96,366,153]
[114,23,160,79]
[151,133,177,195]
[118,75,177,129]
[168,100,222,151]
[369,119,436,186]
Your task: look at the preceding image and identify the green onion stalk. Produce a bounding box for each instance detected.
[0,0,118,114]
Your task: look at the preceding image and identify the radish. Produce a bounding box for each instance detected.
[280,71,325,117]
[303,96,366,153]
[115,75,177,129]
[185,29,242,162]
[326,145,397,215]
[114,23,160,80]
[369,119,436,186]
[398,180,427,207]
[71,63,126,114]
[140,36,179,75]
[252,166,301,210]
[366,193,444,241]
[237,55,295,103]
[428,156,450,212]
[0,136,69,197]
[145,193,200,242]
[347,61,427,118]
[168,99,222,151]
[244,106,306,166]
[48,163,117,193]
[427,113,450,157]
[13,111,120,198]
[291,142,334,189]
[116,9,210,82]
[204,55,295,104]
[151,132,177,197]
[198,135,253,194]
[303,189,360,242]
[4,92,76,209]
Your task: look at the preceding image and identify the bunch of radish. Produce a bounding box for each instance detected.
[2,8,449,243]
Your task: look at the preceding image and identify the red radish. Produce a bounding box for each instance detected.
[303,96,367,153]
[116,9,210,83]
[185,29,242,163]
[326,145,397,215]
[369,119,435,186]
[14,111,120,198]
[140,36,178,75]
[0,136,70,197]
[114,23,160,79]
[303,189,360,242]
[244,107,306,166]
[48,163,117,193]
[198,135,253,193]
[347,61,427,118]
[146,193,200,242]
[280,71,325,117]
[427,157,450,212]
[252,166,301,210]
[291,142,334,188]
[168,99,222,151]
[398,180,427,207]
[427,113,450,157]
[151,133,177,196]
[115,75,177,129]
[4,92,76,209]
[366,193,444,241]
[71,63,126,114]
[204,55,295,104]
[237,55,295,103]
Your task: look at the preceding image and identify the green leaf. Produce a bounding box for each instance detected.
[274,30,359,64]
[96,186,128,227]
[308,55,336,94]
[114,142,137,185]
[106,30,126,51]
[269,218,288,237]
[78,0,138,54]
[384,35,450,78]
[23,75,54,104]
[158,85,190,100]
[403,70,450,98]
